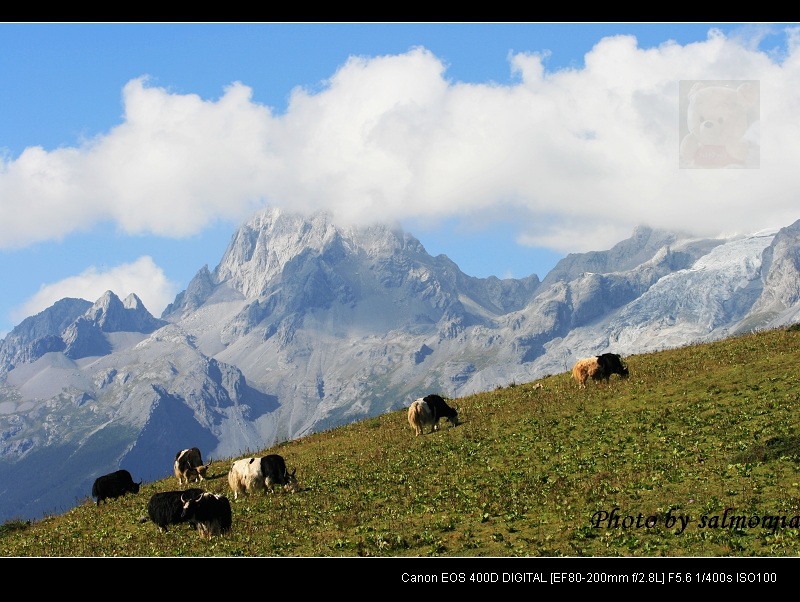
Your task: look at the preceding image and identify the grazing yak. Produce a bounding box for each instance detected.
[174,447,212,486]
[227,457,262,499]
[572,353,629,388]
[407,394,458,436]
[180,491,232,540]
[227,454,299,499]
[144,488,204,532]
[91,469,142,505]
[260,454,300,493]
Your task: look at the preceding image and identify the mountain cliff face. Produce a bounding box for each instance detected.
[1,207,799,523]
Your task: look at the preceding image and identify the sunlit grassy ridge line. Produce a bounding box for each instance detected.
[1,325,800,556]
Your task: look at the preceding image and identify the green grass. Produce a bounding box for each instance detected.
[3,325,800,557]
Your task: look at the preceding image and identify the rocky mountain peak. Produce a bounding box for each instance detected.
[83,290,165,334]
[212,208,419,302]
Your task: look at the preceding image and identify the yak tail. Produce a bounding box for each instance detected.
[408,402,423,429]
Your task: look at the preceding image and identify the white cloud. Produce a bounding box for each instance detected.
[1,30,799,261]
[10,256,177,324]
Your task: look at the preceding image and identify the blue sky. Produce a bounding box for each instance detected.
[1,23,798,338]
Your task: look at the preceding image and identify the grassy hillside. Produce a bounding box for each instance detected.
[2,325,800,557]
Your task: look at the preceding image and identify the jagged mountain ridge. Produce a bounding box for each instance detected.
[1,207,799,523]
